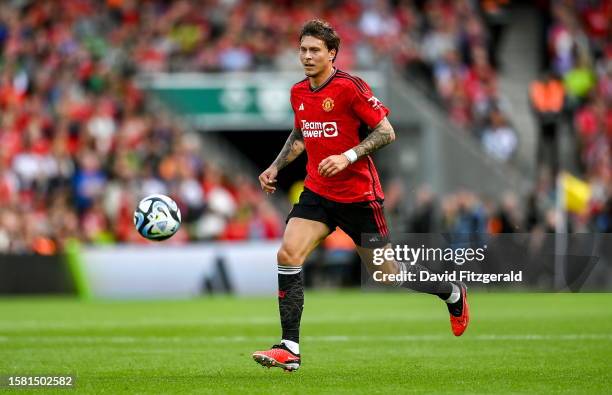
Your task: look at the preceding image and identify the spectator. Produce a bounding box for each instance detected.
[478,0,511,69]
[481,108,517,162]
[563,52,597,107]
[409,185,437,233]
[529,72,565,174]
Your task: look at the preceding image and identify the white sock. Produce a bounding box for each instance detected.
[445,283,461,304]
[281,339,300,355]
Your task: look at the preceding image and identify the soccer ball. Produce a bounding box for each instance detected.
[133,194,181,241]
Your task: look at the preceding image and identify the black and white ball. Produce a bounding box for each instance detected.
[133,194,181,241]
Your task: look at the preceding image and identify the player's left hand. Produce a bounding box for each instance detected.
[318,154,350,177]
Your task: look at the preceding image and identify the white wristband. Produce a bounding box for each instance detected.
[343,149,358,164]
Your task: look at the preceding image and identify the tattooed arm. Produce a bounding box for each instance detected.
[318,117,395,177]
[259,127,304,193]
[351,117,395,160]
[271,127,305,170]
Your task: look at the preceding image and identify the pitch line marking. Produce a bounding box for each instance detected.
[0,315,448,330]
[1,334,611,344]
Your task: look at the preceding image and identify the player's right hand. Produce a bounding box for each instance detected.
[259,166,278,194]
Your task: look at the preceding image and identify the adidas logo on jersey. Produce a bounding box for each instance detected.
[299,103,304,111]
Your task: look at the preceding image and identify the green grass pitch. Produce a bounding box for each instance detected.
[0,291,611,394]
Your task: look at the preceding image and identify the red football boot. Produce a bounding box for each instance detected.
[448,282,470,336]
[252,343,301,372]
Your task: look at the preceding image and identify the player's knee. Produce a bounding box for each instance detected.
[277,246,305,266]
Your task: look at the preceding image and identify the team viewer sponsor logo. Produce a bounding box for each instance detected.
[301,120,338,138]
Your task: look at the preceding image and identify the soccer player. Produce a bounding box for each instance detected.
[252,20,469,372]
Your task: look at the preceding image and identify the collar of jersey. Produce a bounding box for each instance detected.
[309,67,337,93]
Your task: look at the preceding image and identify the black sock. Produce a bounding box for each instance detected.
[398,262,453,300]
[277,264,304,344]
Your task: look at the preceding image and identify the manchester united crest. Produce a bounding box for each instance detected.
[322,97,334,112]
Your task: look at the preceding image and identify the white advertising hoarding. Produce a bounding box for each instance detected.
[81,242,281,299]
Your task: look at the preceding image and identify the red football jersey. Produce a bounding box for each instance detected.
[290,68,389,203]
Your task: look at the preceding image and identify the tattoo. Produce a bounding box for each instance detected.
[353,118,395,159]
[272,127,305,170]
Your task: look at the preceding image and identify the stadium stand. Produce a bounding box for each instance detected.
[0,0,609,254]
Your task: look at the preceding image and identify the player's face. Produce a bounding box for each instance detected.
[299,36,335,77]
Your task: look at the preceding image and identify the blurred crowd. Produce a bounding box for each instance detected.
[397,0,518,162]
[390,178,610,239]
[0,0,283,254]
[528,0,610,234]
[0,0,500,255]
[0,0,609,255]
[399,0,611,240]
[531,0,610,175]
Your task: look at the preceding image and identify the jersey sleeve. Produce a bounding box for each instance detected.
[349,78,390,129]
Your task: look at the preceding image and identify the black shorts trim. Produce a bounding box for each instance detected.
[286,188,389,247]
